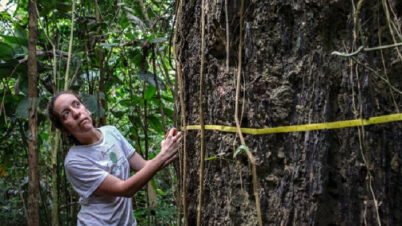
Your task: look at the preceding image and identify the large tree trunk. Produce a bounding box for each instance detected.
[28,0,40,225]
[176,0,402,225]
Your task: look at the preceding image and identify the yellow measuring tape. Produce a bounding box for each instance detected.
[184,113,402,134]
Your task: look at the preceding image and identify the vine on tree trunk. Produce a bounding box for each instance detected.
[196,0,206,224]
[233,0,262,225]
[173,0,188,224]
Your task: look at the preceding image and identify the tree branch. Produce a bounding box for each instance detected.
[18,50,69,64]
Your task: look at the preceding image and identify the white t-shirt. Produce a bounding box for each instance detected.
[64,125,137,226]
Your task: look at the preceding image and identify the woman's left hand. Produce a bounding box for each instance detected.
[159,128,182,169]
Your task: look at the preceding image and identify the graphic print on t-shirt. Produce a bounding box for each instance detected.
[108,151,127,176]
[99,142,128,176]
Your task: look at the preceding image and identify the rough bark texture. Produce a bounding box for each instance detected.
[28,0,40,225]
[176,0,402,225]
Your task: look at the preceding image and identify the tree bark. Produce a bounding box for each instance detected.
[27,0,40,225]
[95,0,107,126]
[50,130,60,226]
[177,0,402,225]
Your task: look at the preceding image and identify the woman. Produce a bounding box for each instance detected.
[47,90,181,225]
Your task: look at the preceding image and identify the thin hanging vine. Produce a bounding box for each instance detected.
[196,0,206,224]
[173,0,188,224]
[234,0,263,225]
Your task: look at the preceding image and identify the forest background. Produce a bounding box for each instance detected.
[0,0,179,225]
[1,0,402,225]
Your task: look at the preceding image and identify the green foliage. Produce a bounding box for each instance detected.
[138,70,167,91]
[0,35,27,54]
[134,147,178,226]
[0,195,27,225]
[15,97,42,118]
[150,36,168,44]
[0,0,178,224]
[81,93,105,117]
[144,85,156,100]
[0,42,15,61]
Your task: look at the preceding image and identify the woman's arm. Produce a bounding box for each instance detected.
[94,129,181,197]
[128,152,148,172]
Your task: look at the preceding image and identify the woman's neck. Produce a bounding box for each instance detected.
[76,128,102,145]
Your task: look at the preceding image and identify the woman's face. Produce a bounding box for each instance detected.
[53,93,94,136]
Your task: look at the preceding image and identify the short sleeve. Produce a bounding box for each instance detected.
[111,127,135,159]
[65,160,108,199]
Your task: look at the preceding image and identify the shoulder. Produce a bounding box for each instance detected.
[99,125,118,133]
[64,145,94,168]
[98,125,120,136]
[64,146,80,165]
[99,125,123,140]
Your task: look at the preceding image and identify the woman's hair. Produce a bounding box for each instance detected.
[47,90,80,130]
[47,90,97,144]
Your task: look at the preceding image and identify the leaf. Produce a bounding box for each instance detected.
[233,145,250,158]
[40,132,49,140]
[0,11,12,21]
[150,178,157,190]
[127,12,146,30]
[205,156,217,161]
[0,35,28,47]
[132,53,143,68]
[126,32,135,41]
[0,68,13,79]
[124,6,134,13]
[119,17,129,29]
[134,209,147,217]
[15,97,41,118]
[0,59,23,74]
[14,25,28,40]
[150,37,167,43]
[150,98,161,109]
[109,152,118,163]
[100,43,119,49]
[20,176,29,187]
[206,152,225,161]
[39,0,54,16]
[88,22,108,32]
[111,110,127,118]
[147,115,164,133]
[55,2,72,12]
[1,40,27,55]
[162,108,174,118]
[157,188,165,195]
[119,95,144,107]
[131,95,144,105]
[128,48,141,58]
[42,139,50,149]
[0,165,8,177]
[137,70,166,91]
[119,99,134,107]
[0,43,15,61]
[18,76,29,95]
[159,94,174,102]
[144,85,156,100]
[110,75,124,85]
[159,46,166,51]
[128,115,142,127]
[81,93,105,117]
